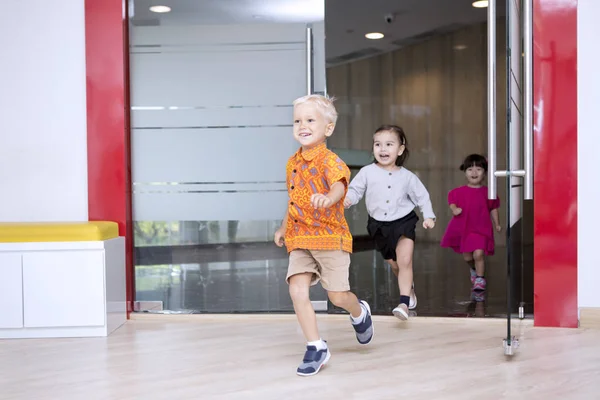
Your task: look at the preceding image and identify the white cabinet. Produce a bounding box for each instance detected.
[0,254,24,329]
[22,251,106,328]
[0,238,126,339]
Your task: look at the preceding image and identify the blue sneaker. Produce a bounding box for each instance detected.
[351,300,374,345]
[296,345,331,376]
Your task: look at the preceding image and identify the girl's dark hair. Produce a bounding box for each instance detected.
[460,154,488,172]
[374,124,409,166]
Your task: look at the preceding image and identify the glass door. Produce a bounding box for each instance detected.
[128,0,327,313]
[487,0,533,355]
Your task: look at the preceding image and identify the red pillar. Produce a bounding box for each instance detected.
[84,0,134,315]
[533,0,578,327]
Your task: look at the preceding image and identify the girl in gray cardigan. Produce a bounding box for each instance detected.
[344,125,436,321]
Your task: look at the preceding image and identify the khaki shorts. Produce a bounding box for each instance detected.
[286,249,351,292]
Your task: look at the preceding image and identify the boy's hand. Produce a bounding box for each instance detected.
[311,193,333,209]
[423,218,435,229]
[343,197,352,208]
[274,228,285,247]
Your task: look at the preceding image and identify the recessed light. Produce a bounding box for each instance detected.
[365,32,384,40]
[472,0,488,8]
[454,45,468,50]
[150,5,171,13]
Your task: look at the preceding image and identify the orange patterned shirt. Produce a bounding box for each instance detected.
[284,142,353,253]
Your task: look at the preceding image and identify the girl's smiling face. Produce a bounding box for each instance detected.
[373,130,404,169]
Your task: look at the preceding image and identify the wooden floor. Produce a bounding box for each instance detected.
[1,315,598,400]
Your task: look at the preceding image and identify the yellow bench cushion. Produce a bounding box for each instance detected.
[0,222,119,243]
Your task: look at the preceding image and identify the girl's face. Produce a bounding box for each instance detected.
[373,130,404,168]
[465,165,485,186]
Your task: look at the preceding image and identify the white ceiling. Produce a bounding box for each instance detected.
[130,0,506,64]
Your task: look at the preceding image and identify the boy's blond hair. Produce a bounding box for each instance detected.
[292,94,338,125]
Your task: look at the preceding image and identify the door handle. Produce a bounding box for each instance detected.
[488,0,534,200]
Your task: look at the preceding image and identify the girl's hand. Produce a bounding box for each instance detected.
[423,218,435,229]
[343,197,352,208]
[495,225,502,232]
[452,207,462,216]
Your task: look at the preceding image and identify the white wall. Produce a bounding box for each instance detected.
[0,0,88,222]
[578,0,600,308]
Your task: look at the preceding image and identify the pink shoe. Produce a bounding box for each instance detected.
[473,277,486,291]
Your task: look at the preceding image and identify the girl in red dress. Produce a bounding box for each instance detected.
[441,154,501,291]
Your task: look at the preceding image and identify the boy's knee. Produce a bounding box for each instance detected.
[289,281,309,302]
[327,291,347,307]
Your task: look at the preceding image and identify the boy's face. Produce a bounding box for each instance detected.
[293,102,334,150]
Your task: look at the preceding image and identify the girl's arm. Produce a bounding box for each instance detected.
[449,203,462,216]
[447,189,462,216]
[343,168,367,208]
[491,208,501,231]
[489,197,501,231]
[408,175,436,228]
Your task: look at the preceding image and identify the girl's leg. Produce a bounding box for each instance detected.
[288,273,320,342]
[463,252,477,283]
[390,237,414,320]
[386,258,416,309]
[462,252,475,269]
[386,259,400,277]
[473,249,485,277]
[395,237,414,297]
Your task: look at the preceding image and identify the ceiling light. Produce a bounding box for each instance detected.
[365,32,384,40]
[472,0,488,8]
[454,45,468,50]
[149,5,171,13]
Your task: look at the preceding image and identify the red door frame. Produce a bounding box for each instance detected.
[83,0,579,326]
[532,0,578,327]
[85,0,134,315]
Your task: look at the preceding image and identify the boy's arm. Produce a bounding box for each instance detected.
[311,181,345,209]
[312,156,351,209]
[274,208,288,247]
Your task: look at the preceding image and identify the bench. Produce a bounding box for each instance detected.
[0,222,126,338]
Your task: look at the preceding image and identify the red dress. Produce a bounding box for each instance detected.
[440,186,500,255]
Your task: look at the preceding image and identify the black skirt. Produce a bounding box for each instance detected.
[367,211,419,261]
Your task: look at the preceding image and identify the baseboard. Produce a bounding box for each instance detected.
[579,307,600,328]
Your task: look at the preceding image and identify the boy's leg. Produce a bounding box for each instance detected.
[327,290,362,317]
[286,251,330,377]
[316,250,374,345]
[288,272,320,342]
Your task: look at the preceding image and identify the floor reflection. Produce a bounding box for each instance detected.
[135,243,532,318]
